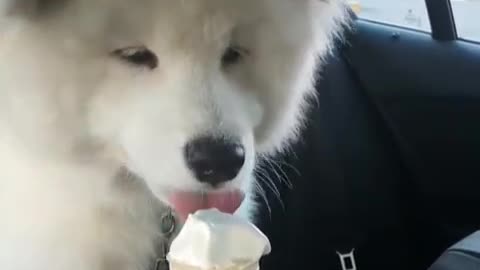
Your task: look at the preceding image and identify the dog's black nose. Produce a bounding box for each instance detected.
[184,136,245,186]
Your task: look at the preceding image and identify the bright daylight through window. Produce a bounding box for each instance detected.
[349,0,480,42]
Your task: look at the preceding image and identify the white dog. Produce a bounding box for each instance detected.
[0,0,346,269]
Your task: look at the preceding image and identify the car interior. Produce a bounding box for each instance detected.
[256,1,480,270]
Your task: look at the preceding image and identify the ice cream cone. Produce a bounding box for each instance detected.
[169,260,259,270]
[167,209,270,270]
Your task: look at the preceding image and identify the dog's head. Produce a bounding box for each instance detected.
[0,0,345,218]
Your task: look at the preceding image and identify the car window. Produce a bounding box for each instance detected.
[349,0,431,32]
[451,0,480,42]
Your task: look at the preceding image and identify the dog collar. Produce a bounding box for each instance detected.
[153,208,177,270]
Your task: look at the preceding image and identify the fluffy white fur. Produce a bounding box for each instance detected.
[0,0,346,269]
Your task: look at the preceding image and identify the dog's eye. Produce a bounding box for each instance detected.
[221,46,248,67]
[112,46,158,70]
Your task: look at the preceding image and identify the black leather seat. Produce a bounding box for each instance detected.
[257,37,421,270]
[256,13,480,270]
[429,231,480,270]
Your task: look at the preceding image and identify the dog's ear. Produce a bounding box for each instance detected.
[1,0,65,18]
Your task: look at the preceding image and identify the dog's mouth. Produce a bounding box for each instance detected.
[117,166,245,222]
[168,189,245,221]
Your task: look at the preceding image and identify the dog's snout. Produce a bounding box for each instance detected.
[184,136,245,186]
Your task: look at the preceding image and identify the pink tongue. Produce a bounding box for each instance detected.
[169,190,244,221]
